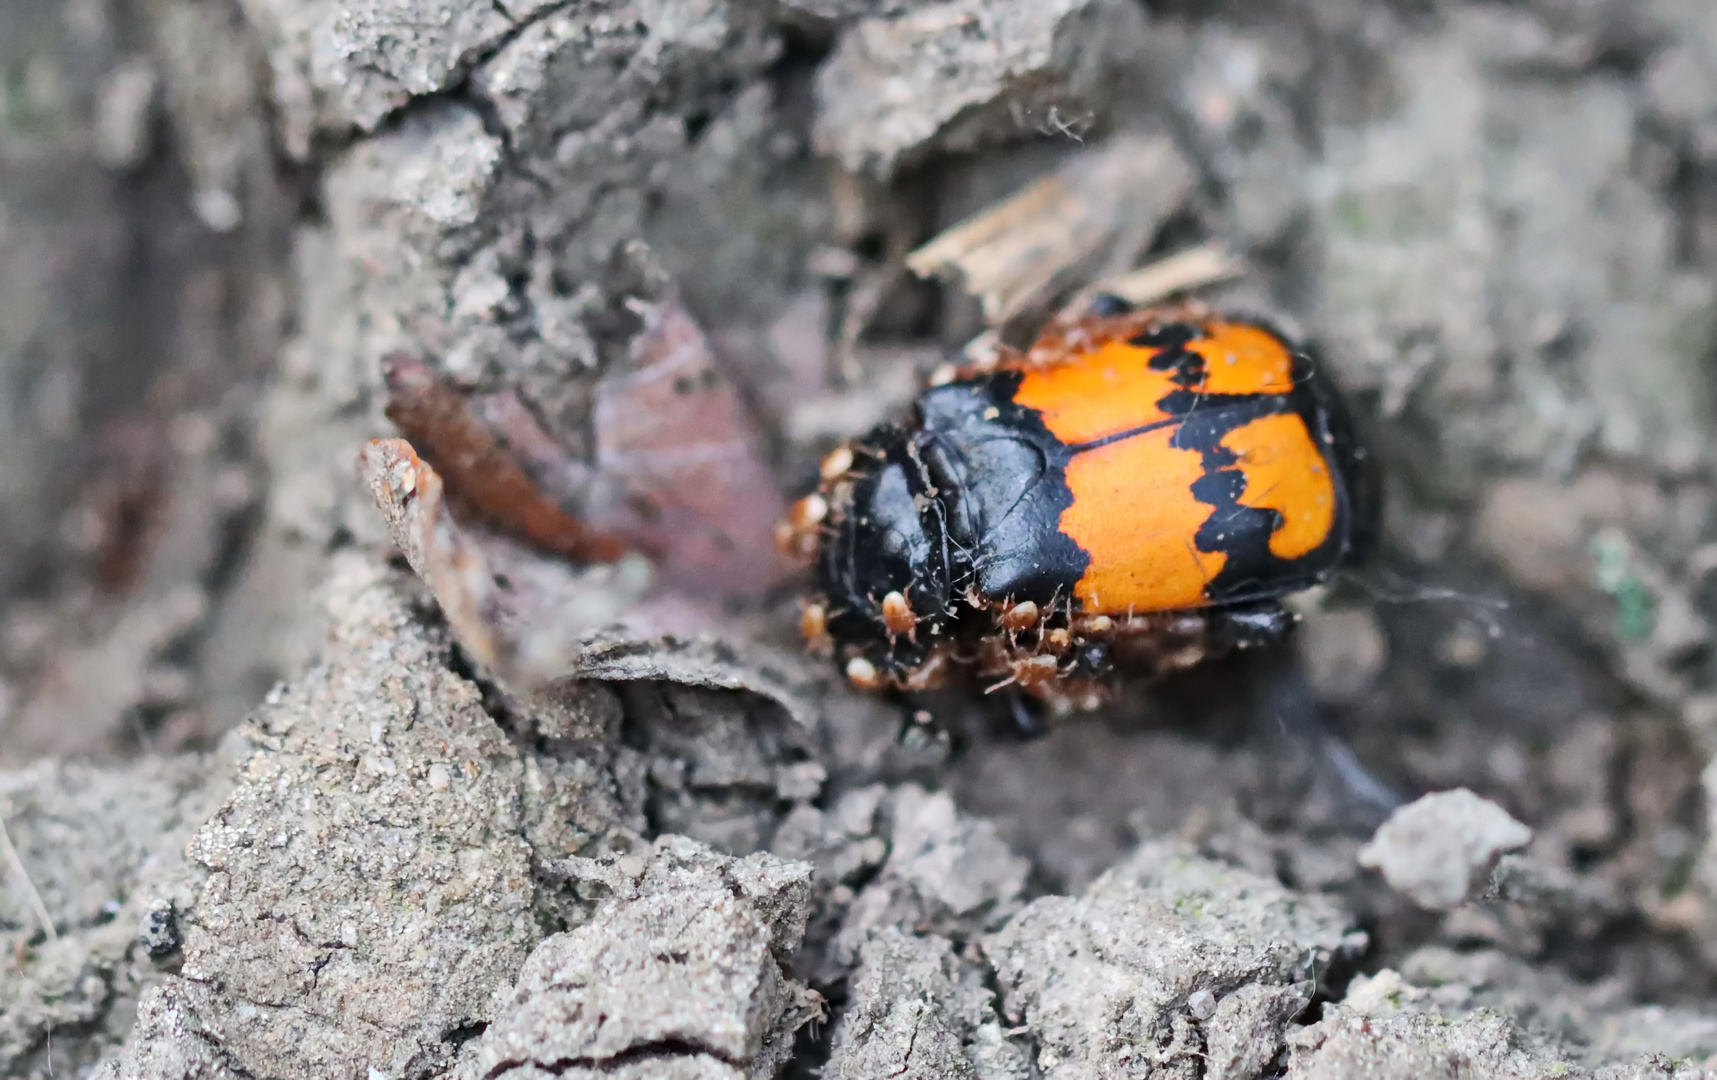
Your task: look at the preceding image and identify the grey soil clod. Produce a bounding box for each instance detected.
[1357,788,1535,911]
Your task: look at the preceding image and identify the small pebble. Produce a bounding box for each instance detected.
[1357,788,1533,911]
[427,764,451,791]
[140,898,181,958]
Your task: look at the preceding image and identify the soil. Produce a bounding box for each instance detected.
[8,0,1717,1077]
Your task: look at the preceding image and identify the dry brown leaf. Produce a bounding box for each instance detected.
[593,300,793,599]
[358,437,819,726]
[382,354,631,564]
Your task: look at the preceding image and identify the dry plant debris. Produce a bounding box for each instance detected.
[358,430,817,730]
[906,134,1197,324]
[382,354,632,566]
[592,300,793,599]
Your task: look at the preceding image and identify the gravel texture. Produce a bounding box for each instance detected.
[0,754,232,1077]
[987,841,1362,1079]
[824,927,1028,1080]
[461,838,821,1079]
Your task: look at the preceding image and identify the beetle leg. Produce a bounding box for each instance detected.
[1085,291,1133,318]
[1003,688,1049,740]
[1210,600,1298,650]
[1251,647,1401,824]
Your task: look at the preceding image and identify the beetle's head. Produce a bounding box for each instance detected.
[812,427,953,688]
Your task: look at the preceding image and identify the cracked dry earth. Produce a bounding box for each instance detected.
[12,0,1717,1078]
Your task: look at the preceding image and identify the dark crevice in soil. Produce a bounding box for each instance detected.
[778,984,842,1080]
[490,1036,747,1078]
[444,638,532,740]
[310,0,578,164]
[445,1019,491,1049]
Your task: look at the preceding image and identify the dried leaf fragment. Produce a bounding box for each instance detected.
[594,300,792,598]
[359,437,500,667]
[359,439,819,727]
[382,353,630,564]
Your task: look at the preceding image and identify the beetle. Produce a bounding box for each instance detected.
[779,299,1374,717]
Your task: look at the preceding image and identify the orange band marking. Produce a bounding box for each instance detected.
[1220,412,1336,560]
[1011,339,1178,445]
[1057,427,1227,612]
[1186,323,1297,396]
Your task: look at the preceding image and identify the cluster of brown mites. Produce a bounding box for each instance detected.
[777,444,1225,715]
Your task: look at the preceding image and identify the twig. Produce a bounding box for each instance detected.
[0,806,58,942]
[1074,241,1248,310]
[906,134,1197,324]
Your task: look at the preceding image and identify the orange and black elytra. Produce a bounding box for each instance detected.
[782,297,1374,716]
